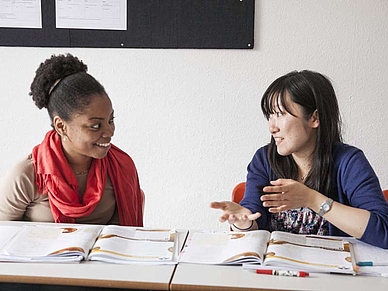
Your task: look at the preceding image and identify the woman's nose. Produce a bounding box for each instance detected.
[102,123,115,138]
[268,117,279,134]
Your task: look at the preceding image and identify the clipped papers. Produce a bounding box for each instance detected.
[55,0,127,30]
[0,0,42,29]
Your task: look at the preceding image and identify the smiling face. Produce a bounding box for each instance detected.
[53,93,115,170]
[268,92,319,160]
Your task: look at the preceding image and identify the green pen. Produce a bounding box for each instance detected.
[357,261,388,267]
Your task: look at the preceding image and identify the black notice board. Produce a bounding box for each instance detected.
[0,0,254,49]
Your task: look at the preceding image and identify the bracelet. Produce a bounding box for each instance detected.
[232,220,253,231]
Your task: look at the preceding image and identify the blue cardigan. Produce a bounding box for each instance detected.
[240,143,388,249]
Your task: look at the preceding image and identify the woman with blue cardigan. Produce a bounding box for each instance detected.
[211,70,388,249]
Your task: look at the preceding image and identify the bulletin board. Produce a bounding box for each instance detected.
[0,0,255,49]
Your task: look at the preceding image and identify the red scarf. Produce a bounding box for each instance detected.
[32,130,143,226]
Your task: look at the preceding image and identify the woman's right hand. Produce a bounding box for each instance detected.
[210,201,261,229]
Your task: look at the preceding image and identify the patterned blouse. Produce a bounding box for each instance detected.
[271,207,329,235]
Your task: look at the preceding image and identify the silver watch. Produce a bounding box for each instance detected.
[318,198,333,216]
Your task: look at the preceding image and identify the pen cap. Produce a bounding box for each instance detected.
[256,269,273,275]
[357,261,373,267]
[297,271,309,277]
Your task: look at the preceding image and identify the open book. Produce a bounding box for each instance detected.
[0,224,178,264]
[179,230,356,274]
[346,237,388,276]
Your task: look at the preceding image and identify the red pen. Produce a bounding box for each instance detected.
[256,269,309,277]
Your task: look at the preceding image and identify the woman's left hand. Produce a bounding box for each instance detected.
[261,179,316,213]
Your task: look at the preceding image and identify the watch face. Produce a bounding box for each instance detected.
[319,199,333,216]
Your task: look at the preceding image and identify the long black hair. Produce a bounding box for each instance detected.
[261,70,342,196]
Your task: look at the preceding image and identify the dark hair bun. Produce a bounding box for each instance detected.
[29,53,88,109]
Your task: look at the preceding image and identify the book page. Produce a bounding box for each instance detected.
[270,231,345,250]
[264,235,354,274]
[0,225,23,250]
[88,226,176,264]
[348,238,388,265]
[179,230,271,265]
[341,237,388,276]
[0,224,101,262]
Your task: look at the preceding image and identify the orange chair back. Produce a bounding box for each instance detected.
[232,182,246,204]
[383,189,388,202]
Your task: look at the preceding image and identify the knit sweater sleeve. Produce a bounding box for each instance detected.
[240,146,273,230]
[0,156,37,220]
[334,144,388,249]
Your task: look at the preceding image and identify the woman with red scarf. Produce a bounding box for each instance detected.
[0,54,143,226]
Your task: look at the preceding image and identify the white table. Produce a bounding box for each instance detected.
[171,263,388,291]
[0,261,175,290]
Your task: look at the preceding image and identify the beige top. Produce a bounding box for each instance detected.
[0,155,119,224]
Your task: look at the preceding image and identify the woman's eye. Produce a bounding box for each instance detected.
[91,124,100,129]
[275,111,283,117]
[109,117,115,124]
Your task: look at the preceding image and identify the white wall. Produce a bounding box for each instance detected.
[1,0,387,230]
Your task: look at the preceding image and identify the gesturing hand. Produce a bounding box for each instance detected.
[210,201,261,228]
[261,179,316,213]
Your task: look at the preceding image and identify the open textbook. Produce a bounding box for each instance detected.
[0,224,178,264]
[179,230,357,274]
[346,237,388,276]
